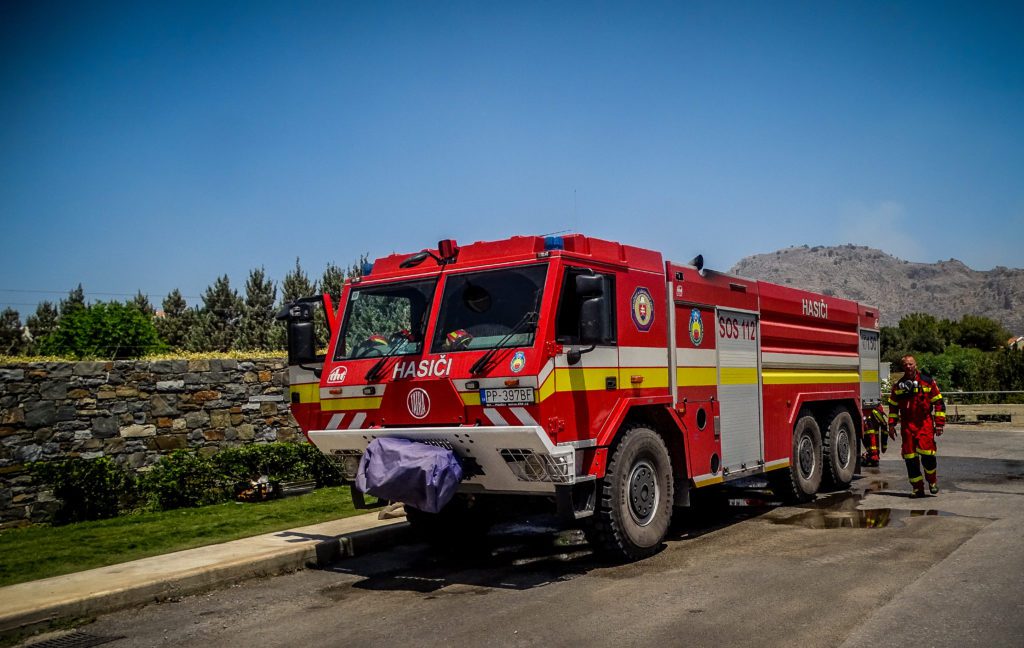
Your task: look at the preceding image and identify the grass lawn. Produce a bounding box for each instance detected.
[0,486,370,588]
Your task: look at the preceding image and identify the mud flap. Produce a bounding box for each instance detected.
[556,479,597,522]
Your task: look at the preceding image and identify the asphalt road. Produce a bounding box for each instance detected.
[42,424,1024,648]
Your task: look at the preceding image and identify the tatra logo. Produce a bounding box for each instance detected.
[407,388,430,419]
[801,298,828,319]
[326,366,348,384]
[689,308,704,346]
[510,351,526,373]
[631,287,655,332]
[392,356,452,380]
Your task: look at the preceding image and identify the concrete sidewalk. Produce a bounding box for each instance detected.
[0,512,411,636]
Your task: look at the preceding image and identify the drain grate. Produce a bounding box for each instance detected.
[27,630,124,648]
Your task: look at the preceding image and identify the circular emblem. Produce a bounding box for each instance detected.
[327,366,348,384]
[689,308,704,346]
[406,388,430,419]
[510,351,526,373]
[631,287,655,332]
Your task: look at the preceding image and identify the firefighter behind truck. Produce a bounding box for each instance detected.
[281,234,881,561]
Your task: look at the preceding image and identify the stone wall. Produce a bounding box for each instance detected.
[0,359,301,526]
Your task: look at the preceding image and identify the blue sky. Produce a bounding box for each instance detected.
[2,1,1022,312]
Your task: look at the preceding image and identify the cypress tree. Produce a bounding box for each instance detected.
[236,267,277,351]
[188,276,243,352]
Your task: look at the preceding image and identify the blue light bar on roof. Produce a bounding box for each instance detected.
[544,236,564,251]
[361,262,374,276]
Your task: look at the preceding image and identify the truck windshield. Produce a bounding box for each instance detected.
[335,279,436,360]
[430,265,547,353]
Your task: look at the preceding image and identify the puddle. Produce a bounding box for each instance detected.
[772,507,958,529]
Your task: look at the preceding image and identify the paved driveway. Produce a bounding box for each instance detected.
[49,424,1024,648]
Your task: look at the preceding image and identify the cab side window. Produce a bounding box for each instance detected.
[555,267,616,345]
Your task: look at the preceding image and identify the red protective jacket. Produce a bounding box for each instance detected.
[887,371,946,432]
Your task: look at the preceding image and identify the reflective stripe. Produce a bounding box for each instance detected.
[903,453,918,459]
[762,370,860,385]
[922,386,933,393]
[931,394,943,402]
[909,476,924,483]
[887,398,898,405]
[924,467,936,475]
[917,449,936,456]
[935,411,946,418]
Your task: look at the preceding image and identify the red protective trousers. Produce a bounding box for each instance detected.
[887,373,945,494]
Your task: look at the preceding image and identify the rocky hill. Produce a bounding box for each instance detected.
[729,245,1024,333]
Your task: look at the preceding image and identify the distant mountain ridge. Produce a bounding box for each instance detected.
[729,245,1024,334]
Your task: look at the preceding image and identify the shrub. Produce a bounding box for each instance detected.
[140,450,225,510]
[297,441,345,487]
[30,457,137,524]
[39,301,164,359]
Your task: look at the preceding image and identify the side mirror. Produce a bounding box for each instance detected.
[278,301,318,365]
[579,297,604,344]
[575,274,604,298]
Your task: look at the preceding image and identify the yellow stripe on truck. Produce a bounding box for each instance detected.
[762,370,861,385]
[719,367,758,385]
[861,370,879,382]
[677,367,718,387]
[289,383,320,404]
[321,397,384,411]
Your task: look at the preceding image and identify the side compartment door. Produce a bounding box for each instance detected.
[859,329,881,404]
[716,309,763,475]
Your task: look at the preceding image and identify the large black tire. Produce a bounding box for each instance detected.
[771,413,822,503]
[586,425,673,561]
[823,408,857,489]
[404,495,492,549]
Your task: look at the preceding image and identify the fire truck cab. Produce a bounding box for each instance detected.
[283,234,880,560]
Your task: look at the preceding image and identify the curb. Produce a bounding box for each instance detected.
[0,517,412,637]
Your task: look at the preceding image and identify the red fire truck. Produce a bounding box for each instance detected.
[282,234,881,560]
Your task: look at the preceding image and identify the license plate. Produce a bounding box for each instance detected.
[480,387,535,406]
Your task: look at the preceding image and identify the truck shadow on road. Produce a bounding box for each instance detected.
[318,486,795,596]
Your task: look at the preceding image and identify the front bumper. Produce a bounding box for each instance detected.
[308,425,581,494]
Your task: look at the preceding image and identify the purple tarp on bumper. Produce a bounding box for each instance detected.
[355,437,463,514]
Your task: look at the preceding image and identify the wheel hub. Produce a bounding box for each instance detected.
[628,459,659,526]
[836,427,851,467]
[798,435,816,479]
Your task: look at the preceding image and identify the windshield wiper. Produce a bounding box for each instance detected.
[469,310,538,375]
[365,333,412,381]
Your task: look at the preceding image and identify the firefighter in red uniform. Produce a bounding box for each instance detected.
[887,355,946,497]
[861,402,888,467]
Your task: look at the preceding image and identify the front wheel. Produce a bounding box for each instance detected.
[586,425,673,561]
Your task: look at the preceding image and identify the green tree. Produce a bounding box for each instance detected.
[25,301,59,351]
[131,291,155,317]
[236,267,277,350]
[953,315,1010,351]
[187,276,243,352]
[0,308,23,355]
[898,313,947,356]
[155,289,196,351]
[280,258,317,304]
[39,301,163,359]
[60,284,86,316]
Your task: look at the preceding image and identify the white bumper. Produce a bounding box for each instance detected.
[307,425,580,494]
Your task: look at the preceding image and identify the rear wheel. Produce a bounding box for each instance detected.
[771,413,822,503]
[586,425,673,561]
[823,408,857,488]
